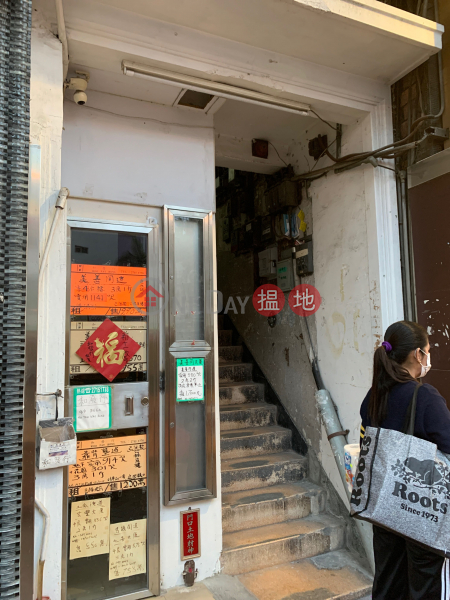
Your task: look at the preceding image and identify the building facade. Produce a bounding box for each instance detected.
[0,0,446,598]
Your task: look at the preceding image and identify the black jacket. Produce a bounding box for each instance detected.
[360,381,450,454]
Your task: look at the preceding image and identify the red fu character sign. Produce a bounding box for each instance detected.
[288,284,321,316]
[253,284,285,317]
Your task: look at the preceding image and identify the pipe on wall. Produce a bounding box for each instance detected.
[39,187,69,283]
[316,389,375,573]
[35,498,50,600]
[55,0,69,82]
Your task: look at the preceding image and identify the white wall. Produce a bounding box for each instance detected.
[62,93,215,210]
[62,94,221,590]
[312,109,403,503]
[31,10,65,600]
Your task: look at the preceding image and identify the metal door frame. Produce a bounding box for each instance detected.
[62,203,161,600]
[163,205,216,505]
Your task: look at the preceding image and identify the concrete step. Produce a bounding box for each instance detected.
[219,362,253,383]
[221,451,308,493]
[220,403,276,431]
[221,514,345,575]
[219,382,264,406]
[221,426,292,459]
[219,330,233,346]
[237,550,373,600]
[219,345,243,362]
[222,481,326,533]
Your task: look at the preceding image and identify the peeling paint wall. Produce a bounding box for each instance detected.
[217,113,401,505]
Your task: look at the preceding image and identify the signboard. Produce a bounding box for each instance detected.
[176,358,204,402]
[68,434,147,497]
[70,321,147,377]
[180,509,200,560]
[75,319,141,382]
[109,519,147,581]
[73,385,112,432]
[70,264,146,316]
[69,497,110,560]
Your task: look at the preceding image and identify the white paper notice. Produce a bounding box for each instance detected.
[38,438,77,470]
[109,519,147,581]
[176,358,204,402]
[69,497,110,560]
[73,385,111,432]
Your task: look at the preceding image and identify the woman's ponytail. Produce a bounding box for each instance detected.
[368,321,428,426]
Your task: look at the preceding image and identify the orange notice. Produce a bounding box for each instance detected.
[70,264,147,316]
[68,434,147,497]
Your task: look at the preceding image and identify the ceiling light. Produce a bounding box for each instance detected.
[122,61,310,116]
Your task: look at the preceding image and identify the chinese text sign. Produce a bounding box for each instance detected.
[176,358,204,402]
[69,497,110,560]
[73,385,112,432]
[109,519,147,581]
[68,434,147,497]
[181,509,200,560]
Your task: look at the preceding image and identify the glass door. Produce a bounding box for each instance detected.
[64,219,160,600]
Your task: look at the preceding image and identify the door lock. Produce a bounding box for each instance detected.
[125,395,134,416]
[141,396,149,406]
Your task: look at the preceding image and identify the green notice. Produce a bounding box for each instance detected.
[176,358,204,402]
[73,385,112,432]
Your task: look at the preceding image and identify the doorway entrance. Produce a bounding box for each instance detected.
[63,206,161,600]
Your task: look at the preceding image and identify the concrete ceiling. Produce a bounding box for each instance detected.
[68,65,321,174]
[92,0,442,83]
[41,0,443,173]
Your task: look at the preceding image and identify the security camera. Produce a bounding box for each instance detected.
[74,90,87,105]
[66,71,90,106]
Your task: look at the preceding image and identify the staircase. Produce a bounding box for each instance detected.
[218,316,372,599]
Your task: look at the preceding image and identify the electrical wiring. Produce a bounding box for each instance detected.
[310,137,337,172]
[267,141,289,167]
[309,110,338,131]
[294,132,429,180]
[66,100,214,130]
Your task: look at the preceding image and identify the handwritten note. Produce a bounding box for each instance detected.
[69,497,110,560]
[70,264,147,316]
[109,519,147,581]
[176,358,204,402]
[73,386,111,432]
[68,434,147,497]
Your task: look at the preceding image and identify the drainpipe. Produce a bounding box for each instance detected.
[316,389,375,572]
[55,0,69,82]
[39,187,69,283]
[397,171,415,321]
[291,245,375,572]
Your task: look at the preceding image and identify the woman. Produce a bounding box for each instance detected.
[360,320,450,600]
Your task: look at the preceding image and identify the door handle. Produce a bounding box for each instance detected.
[125,395,134,416]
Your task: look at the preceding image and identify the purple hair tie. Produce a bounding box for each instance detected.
[382,341,392,353]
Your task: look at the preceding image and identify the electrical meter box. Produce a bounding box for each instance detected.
[258,247,277,278]
[296,240,314,276]
[277,258,294,291]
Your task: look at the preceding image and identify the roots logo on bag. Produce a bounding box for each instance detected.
[350,434,372,508]
[392,457,450,497]
[391,457,450,519]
